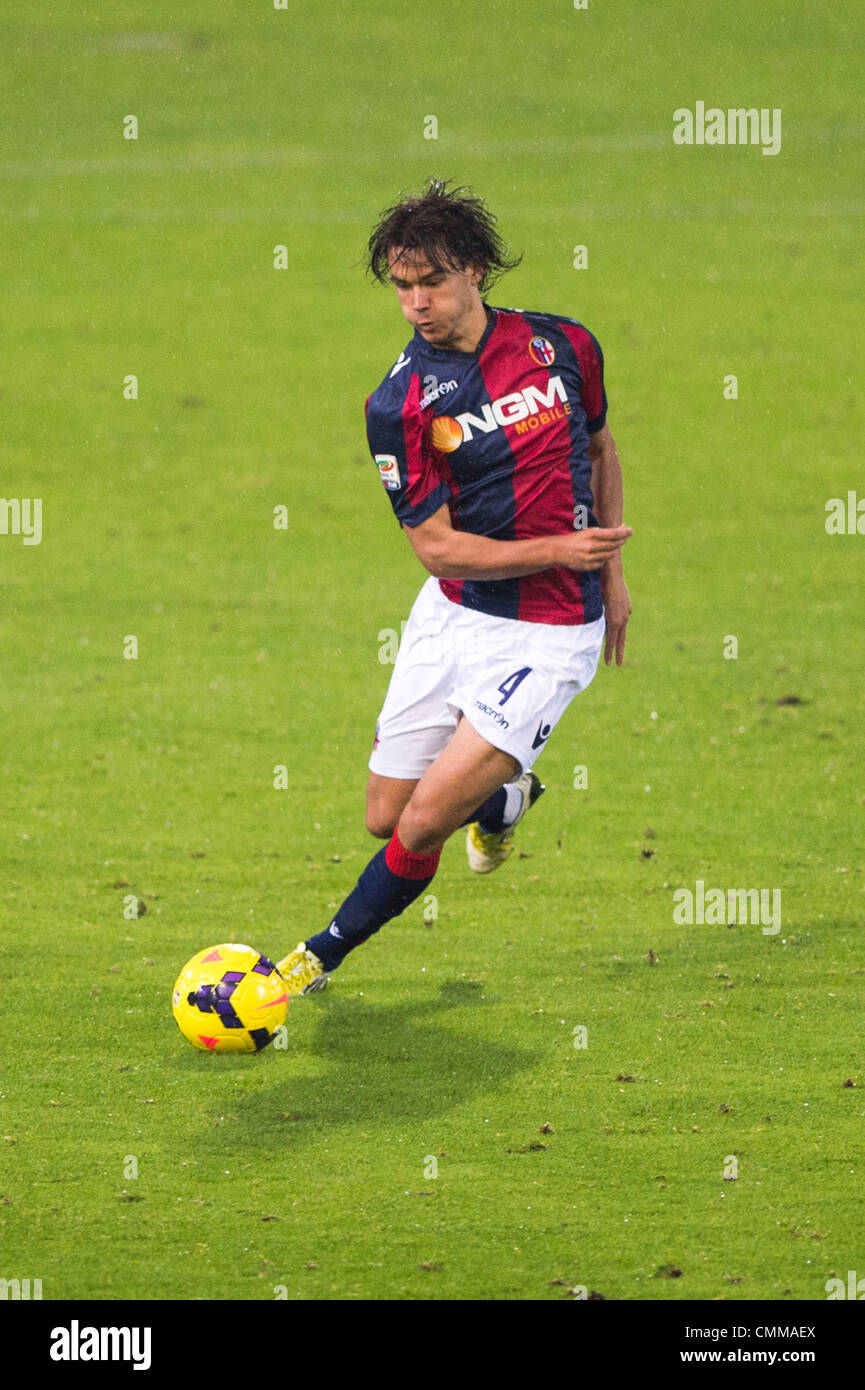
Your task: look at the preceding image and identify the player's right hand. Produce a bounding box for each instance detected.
[556,526,633,571]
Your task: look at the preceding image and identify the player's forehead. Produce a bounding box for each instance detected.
[387,247,456,283]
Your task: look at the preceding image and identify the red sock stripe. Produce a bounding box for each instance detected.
[385,828,441,880]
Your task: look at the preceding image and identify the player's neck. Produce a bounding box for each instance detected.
[449,300,491,354]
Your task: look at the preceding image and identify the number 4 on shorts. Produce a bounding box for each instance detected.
[497,666,532,706]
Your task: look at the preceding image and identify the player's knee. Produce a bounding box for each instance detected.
[365,810,396,840]
[397,798,447,854]
[365,790,397,839]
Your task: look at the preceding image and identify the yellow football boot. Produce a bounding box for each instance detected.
[276,942,330,995]
[466,771,545,874]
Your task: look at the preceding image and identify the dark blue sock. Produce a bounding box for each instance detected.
[461,786,510,833]
[305,830,441,972]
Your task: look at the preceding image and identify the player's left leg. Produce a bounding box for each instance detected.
[365,732,528,843]
[464,769,545,874]
[278,719,519,994]
[395,716,520,852]
[362,577,539,850]
[451,610,606,873]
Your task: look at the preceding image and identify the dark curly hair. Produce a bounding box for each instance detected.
[366,178,522,293]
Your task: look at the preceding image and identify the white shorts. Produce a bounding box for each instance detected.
[369,577,605,779]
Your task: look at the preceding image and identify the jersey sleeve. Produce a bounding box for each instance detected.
[578,329,608,434]
[365,386,452,527]
[560,323,608,434]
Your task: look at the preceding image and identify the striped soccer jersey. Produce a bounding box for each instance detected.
[366,305,608,625]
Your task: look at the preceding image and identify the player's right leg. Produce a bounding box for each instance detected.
[278,580,551,994]
[279,751,542,994]
[279,715,521,994]
[279,579,451,993]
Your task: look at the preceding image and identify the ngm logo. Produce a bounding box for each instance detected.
[431,375,570,453]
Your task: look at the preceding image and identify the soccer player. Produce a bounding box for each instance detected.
[279,179,632,993]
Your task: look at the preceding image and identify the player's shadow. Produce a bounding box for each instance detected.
[232,981,536,1141]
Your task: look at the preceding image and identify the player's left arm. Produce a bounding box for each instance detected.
[589,423,632,667]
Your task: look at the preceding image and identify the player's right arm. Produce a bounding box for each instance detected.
[366,371,630,581]
[403,501,632,581]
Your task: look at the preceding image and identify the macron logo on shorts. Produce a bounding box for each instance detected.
[474,700,510,730]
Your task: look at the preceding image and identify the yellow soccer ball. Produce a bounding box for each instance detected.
[172,943,287,1054]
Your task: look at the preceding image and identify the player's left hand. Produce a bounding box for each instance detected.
[602,576,631,666]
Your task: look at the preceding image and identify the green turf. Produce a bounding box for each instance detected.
[1,0,863,1301]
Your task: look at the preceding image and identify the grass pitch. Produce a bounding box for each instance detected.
[1,1,863,1301]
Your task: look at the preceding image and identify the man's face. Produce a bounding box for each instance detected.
[387,249,484,349]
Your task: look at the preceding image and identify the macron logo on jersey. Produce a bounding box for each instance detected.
[389,352,410,378]
[419,378,458,410]
[431,374,571,452]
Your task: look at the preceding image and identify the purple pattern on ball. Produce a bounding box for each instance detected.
[189,986,215,1012]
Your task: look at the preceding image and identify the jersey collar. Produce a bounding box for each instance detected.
[411,305,497,362]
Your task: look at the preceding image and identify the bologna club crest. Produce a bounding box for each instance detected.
[528,336,556,366]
